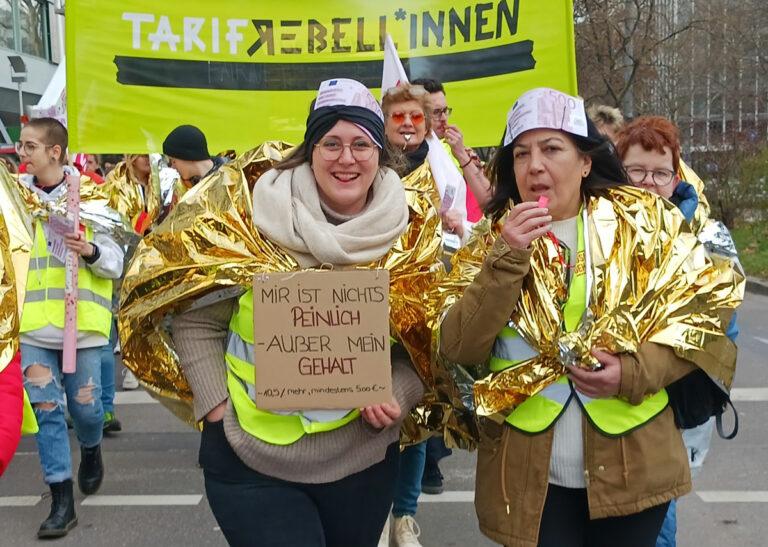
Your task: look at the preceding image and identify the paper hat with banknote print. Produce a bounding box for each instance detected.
[305,78,386,149]
[503,88,589,146]
[314,78,384,122]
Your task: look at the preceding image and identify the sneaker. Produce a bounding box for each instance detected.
[122,369,139,390]
[377,513,391,547]
[103,411,122,433]
[392,515,422,547]
[421,462,445,495]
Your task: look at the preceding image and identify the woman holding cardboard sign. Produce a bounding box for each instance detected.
[167,79,425,547]
[438,88,742,547]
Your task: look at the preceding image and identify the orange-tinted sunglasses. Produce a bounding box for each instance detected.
[390,111,425,125]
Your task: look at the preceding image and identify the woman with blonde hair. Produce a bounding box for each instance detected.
[382,83,469,245]
[124,154,151,186]
[586,104,625,143]
[379,82,471,547]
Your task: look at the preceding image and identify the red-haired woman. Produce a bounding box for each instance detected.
[616,115,740,547]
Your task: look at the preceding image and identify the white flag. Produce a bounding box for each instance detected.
[381,35,408,98]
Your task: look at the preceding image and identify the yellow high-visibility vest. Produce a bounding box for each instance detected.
[224,288,359,446]
[495,212,668,436]
[20,221,112,339]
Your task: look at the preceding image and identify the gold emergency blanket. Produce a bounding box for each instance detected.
[103,161,158,232]
[102,155,184,234]
[435,185,743,423]
[118,143,446,427]
[0,188,19,373]
[0,164,135,310]
[0,165,34,312]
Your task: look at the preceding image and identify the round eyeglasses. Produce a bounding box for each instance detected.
[314,138,377,161]
[625,166,676,186]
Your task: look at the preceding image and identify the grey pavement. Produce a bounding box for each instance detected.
[2,293,767,546]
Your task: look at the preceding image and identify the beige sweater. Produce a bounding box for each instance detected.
[546,216,586,488]
[171,298,424,484]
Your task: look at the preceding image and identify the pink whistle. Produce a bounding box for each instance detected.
[537,195,549,208]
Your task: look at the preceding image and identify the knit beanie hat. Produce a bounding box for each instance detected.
[162,125,210,161]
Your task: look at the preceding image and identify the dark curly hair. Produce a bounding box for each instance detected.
[485,119,629,222]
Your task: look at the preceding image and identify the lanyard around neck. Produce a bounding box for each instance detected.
[558,208,591,333]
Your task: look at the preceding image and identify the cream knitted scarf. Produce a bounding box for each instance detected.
[252,162,409,268]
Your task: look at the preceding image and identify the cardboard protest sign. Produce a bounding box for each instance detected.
[66,0,577,152]
[252,270,392,410]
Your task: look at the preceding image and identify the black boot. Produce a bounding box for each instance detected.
[77,444,104,495]
[38,479,77,538]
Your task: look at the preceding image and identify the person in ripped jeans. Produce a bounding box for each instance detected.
[16,118,124,539]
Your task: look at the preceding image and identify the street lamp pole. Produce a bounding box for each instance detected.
[7,55,28,128]
[17,82,24,125]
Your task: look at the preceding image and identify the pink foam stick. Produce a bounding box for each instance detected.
[537,195,549,208]
[62,174,80,374]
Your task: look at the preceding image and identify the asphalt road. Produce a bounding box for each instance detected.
[2,293,767,546]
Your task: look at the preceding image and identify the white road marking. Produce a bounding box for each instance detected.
[730,388,768,402]
[754,336,768,345]
[698,491,768,503]
[114,391,157,405]
[0,493,473,507]
[18,490,766,507]
[81,495,202,506]
[418,491,474,503]
[0,496,40,507]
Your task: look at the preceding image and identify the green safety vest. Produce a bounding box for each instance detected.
[20,221,113,339]
[494,213,669,437]
[224,288,360,446]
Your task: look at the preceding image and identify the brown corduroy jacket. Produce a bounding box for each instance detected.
[440,236,725,547]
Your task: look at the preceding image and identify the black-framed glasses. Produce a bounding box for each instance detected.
[314,138,377,161]
[431,107,453,118]
[625,165,676,186]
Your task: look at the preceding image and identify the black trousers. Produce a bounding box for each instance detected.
[199,420,399,547]
[425,436,453,468]
[537,484,669,547]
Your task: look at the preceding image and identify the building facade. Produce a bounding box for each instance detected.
[0,0,64,141]
[640,0,768,152]
[576,0,767,153]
